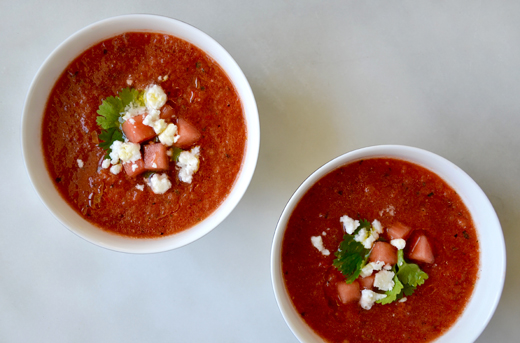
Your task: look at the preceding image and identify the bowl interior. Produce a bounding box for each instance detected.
[271,145,505,343]
[22,14,259,253]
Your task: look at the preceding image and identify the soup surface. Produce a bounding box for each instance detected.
[42,32,247,237]
[282,158,479,343]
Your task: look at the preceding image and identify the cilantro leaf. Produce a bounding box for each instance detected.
[119,87,144,109]
[170,147,183,162]
[96,96,123,130]
[377,274,404,304]
[333,234,371,283]
[96,87,145,130]
[396,250,429,289]
[98,128,123,157]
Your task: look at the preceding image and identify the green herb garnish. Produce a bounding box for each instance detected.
[98,128,123,158]
[170,147,183,162]
[96,87,144,155]
[376,250,428,304]
[333,234,371,283]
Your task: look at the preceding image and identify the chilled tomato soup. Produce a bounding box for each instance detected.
[281,158,479,343]
[42,32,247,238]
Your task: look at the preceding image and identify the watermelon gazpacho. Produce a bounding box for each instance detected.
[42,32,247,238]
[281,158,479,343]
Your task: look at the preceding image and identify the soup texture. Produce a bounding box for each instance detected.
[42,32,247,237]
[281,158,479,343]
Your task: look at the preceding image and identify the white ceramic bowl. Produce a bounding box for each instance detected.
[271,145,505,343]
[22,14,259,253]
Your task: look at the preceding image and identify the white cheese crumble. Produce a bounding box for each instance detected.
[144,84,167,110]
[398,297,407,303]
[135,184,144,191]
[110,164,122,175]
[379,205,395,216]
[374,270,395,291]
[340,215,360,234]
[390,238,406,250]
[354,219,383,249]
[158,123,179,146]
[142,108,160,127]
[101,159,111,169]
[122,103,146,121]
[360,261,385,278]
[177,146,200,183]
[311,236,330,256]
[360,290,387,310]
[77,159,84,168]
[149,173,172,194]
[131,163,138,172]
[109,141,141,164]
[152,118,168,135]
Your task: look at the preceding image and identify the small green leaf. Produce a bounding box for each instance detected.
[98,128,123,157]
[96,96,123,130]
[396,250,429,288]
[377,274,404,304]
[333,234,371,283]
[119,87,144,108]
[170,147,183,162]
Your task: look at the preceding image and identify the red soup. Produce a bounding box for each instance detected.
[281,158,479,343]
[42,32,247,238]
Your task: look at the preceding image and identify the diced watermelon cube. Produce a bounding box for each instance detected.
[337,281,361,304]
[123,159,145,177]
[358,275,375,290]
[174,118,201,148]
[408,234,435,264]
[160,103,176,122]
[369,242,398,266]
[387,222,412,240]
[122,115,156,143]
[144,143,169,171]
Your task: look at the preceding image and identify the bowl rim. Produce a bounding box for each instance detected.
[21,14,260,253]
[271,144,505,343]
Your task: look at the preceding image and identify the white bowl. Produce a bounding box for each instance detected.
[271,145,505,343]
[22,14,259,253]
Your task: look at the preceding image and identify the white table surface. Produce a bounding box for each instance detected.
[2,1,519,342]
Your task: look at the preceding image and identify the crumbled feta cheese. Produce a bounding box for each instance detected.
[177,146,200,183]
[374,270,395,291]
[152,118,168,135]
[340,215,360,234]
[158,123,179,146]
[109,141,123,164]
[149,173,172,194]
[354,219,383,249]
[360,261,385,278]
[122,103,146,121]
[379,205,395,216]
[398,297,407,303]
[135,184,144,191]
[311,236,330,256]
[110,164,122,175]
[372,219,383,234]
[101,159,111,169]
[360,290,387,310]
[131,163,138,172]
[152,163,157,168]
[390,238,406,250]
[118,142,141,163]
[109,141,141,164]
[77,159,84,168]
[142,109,160,127]
[144,84,167,110]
